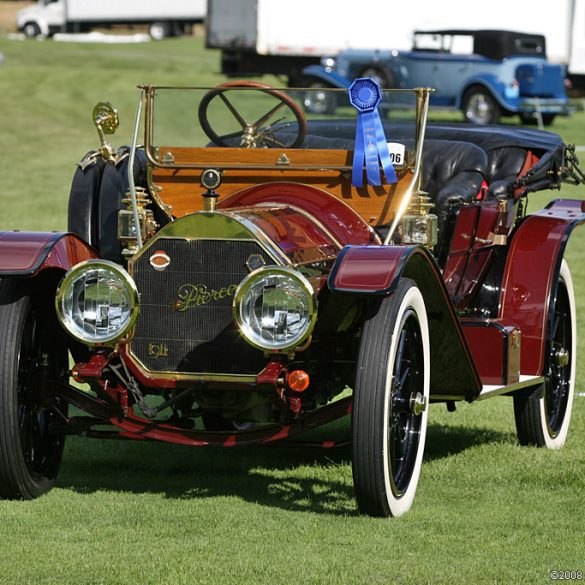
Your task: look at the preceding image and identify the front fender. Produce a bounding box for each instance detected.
[301,65,351,89]
[458,74,519,112]
[500,199,585,376]
[0,231,98,277]
[328,245,482,401]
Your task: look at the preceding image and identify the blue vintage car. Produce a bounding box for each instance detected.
[302,29,571,125]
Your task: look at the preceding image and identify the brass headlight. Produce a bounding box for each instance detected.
[56,260,139,346]
[233,267,317,351]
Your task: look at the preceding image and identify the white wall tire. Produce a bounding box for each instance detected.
[352,279,430,517]
[514,259,576,449]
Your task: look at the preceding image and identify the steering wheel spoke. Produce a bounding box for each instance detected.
[198,81,307,148]
[218,92,249,129]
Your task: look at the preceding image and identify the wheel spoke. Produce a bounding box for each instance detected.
[251,101,287,129]
[550,310,561,339]
[394,329,407,380]
[218,92,249,129]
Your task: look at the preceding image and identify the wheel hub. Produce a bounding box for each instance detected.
[554,347,569,368]
[409,392,427,416]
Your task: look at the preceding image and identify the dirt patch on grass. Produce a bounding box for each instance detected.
[0,2,32,33]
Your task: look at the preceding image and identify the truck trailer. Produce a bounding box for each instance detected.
[206,0,585,87]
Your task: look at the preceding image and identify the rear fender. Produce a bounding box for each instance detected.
[301,65,351,89]
[328,245,481,400]
[458,74,519,112]
[500,199,585,376]
[0,231,98,278]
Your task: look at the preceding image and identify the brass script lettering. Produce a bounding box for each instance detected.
[176,283,238,311]
[147,343,168,359]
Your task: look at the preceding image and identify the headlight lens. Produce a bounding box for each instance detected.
[234,267,316,351]
[56,260,139,346]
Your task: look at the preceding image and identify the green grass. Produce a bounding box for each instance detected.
[1,35,585,585]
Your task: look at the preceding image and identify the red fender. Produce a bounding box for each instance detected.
[0,231,98,277]
[500,199,585,376]
[328,244,482,401]
[219,182,379,247]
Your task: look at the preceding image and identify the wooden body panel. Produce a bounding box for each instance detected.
[150,147,412,226]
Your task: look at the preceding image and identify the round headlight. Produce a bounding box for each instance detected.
[233,267,317,351]
[56,260,139,346]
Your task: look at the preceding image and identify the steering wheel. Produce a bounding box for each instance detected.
[198,81,307,148]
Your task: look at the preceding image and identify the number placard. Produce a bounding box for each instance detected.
[387,142,406,167]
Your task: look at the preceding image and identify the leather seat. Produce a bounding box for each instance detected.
[422,140,488,227]
[485,146,528,199]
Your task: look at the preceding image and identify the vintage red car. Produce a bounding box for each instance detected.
[0,80,583,517]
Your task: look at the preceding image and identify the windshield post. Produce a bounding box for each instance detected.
[127,88,146,250]
[384,87,432,245]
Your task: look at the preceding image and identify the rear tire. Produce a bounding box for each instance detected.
[462,86,501,124]
[0,280,67,499]
[513,260,575,448]
[301,78,337,115]
[352,279,430,517]
[149,22,170,40]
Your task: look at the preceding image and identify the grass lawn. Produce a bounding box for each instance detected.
[0,35,584,585]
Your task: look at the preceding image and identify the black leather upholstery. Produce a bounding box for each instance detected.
[485,146,527,199]
[422,140,488,225]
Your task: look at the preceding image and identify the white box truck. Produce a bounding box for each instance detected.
[17,0,206,40]
[206,0,585,87]
[206,0,400,85]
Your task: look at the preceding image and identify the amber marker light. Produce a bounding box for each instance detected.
[288,370,310,392]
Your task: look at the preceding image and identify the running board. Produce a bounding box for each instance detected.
[476,375,544,401]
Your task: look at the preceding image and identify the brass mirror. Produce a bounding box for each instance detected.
[93,102,119,135]
[92,102,119,160]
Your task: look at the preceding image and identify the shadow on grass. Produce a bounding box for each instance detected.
[58,434,358,516]
[56,420,513,515]
[424,423,515,462]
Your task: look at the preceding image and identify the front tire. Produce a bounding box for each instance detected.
[23,22,41,39]
[352,279,430,517]
[301,78,337,115]
[514,260,576,448]
[358,64,395,89]
[0,280,67,499]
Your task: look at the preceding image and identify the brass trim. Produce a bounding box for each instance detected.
[232,266,318,352]
[125,212,289,382]
[384,87,434,244]
[476,375,544,401]
[55,259,140,347]
[92,101,119,161]
[124,346,258,383]
[146,165,173,220]
[219,211,292,267]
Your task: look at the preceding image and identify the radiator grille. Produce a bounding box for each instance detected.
[130,238,268,375]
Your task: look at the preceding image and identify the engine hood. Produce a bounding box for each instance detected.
[136,205,341,268]
[124,206,338,382]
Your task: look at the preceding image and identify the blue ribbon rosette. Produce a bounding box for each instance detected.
[348,78,397,187]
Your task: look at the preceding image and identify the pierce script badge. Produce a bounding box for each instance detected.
[174,283,238,311]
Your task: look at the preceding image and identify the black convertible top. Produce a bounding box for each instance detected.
[272,119,574,196]
[412,29,547,60]
[302,119,564,155]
